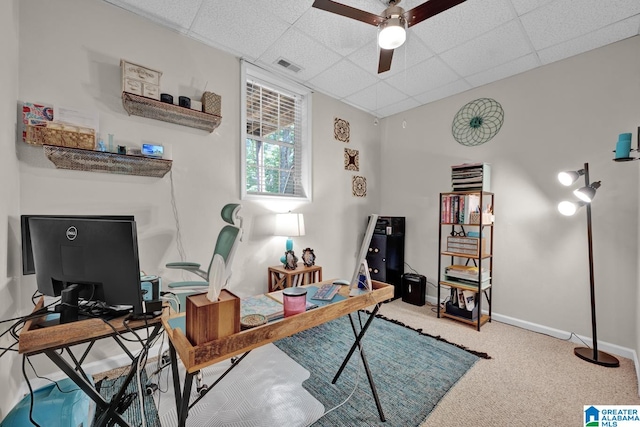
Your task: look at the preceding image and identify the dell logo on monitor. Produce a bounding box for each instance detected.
[66,226,78,241]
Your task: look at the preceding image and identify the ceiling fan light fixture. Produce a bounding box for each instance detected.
[378,16,406,50]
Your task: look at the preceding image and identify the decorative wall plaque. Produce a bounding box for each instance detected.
[344,148,359,171]
[352,175,367,197]
[334,117,350,143]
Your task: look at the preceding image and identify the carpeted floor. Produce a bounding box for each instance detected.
[377,299,640,426]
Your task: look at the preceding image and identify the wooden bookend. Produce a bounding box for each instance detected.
[185,289,240,345]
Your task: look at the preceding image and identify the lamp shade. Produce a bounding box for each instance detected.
[574,181,601,203]
[378,17,406,50]
[275,213,305,237]
[558,200,585,216]
[558,169,584,186]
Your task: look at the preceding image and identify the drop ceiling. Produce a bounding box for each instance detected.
[103,0,640,118]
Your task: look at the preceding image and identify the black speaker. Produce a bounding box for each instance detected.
[402,273,426,306]
[366,216,405,299]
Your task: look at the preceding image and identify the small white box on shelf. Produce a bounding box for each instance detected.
[120,59,162,100]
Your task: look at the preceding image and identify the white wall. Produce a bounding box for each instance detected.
[380,36,640,350]
[0,0,23,419]
[9,0,380,399]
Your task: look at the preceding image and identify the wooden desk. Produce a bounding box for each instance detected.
[268,263,322,292]
[19,300,170,427]
[163,280,394,426]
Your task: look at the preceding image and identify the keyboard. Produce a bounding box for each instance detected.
[311,284,341,301]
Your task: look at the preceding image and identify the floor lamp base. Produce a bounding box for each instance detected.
[574,347,620,367]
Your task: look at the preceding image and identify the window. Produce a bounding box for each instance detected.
[241,62,312,201]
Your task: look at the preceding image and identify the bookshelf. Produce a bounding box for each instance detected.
[437,189,494,331]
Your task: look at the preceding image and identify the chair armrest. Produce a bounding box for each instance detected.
[165,262,207,280]
[167,281,208,289]
[166,262,201,270]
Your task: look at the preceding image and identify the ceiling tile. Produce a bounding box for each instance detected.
[345,81,409,113]
[349,36,435,78]
[375,97,421,118]
[293,7,374,56]
[308,59,379,99]
[385,56,460,96]
[466,53,540,87]
[411,0,516,54]
[102,0,640,118]
[259,0,314,25]
[190,0,290,60]
[440,20,533,76]
[520,0,640,50]
[103,0,203,32]
[414,79,473,105]
[257,27,343,81]
[509,0,554,16]
[538,15,640,65]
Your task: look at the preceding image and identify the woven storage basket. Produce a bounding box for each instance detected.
[26,124,95,150]
[201,91,221,116]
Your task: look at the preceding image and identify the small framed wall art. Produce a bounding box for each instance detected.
[334,117,350,143]
[344,148,359,171]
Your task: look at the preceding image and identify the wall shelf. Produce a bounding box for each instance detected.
[121,92,221,132]
[44,145,172,178]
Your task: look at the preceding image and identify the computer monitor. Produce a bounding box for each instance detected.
[21,214,134,275]
[349,214,379,296]
[28,216,145,322]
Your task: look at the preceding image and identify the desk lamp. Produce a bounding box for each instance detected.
[557,162,619,367]
[275,212,305,268]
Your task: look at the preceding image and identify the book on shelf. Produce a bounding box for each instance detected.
[441,193,482,224]
[442,276,491,289]
[445,264,489,281]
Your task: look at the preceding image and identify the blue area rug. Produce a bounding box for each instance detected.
[274,313,484,427]
[95,370,160,426]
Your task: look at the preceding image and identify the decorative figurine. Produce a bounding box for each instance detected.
[301,248,316,267]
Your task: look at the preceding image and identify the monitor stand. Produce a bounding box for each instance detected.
[58,284,80,324]
[349,260,372,297]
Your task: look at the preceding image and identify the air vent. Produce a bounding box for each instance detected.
[275,58,302,73]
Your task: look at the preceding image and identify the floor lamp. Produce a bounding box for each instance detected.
[557,162,619,367]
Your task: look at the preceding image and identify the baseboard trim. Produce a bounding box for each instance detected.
[427,295,639,396]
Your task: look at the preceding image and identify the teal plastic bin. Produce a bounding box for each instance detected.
[1,378,95,427]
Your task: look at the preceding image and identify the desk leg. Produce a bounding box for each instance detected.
[45,350,130,427]
[172,350,251,427]
[331,306,385,422]
[168,341,183,420]
[178,371,195,427]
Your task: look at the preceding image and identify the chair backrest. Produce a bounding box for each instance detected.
[206,204,243,284]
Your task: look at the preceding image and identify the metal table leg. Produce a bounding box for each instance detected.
[331,306,385,421]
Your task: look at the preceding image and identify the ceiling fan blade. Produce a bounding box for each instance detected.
[404,0,466,28]
[312,0,384,26]
[378,48,394,74]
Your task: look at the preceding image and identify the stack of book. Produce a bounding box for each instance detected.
[443,265,490,289]
[451,163,491,191]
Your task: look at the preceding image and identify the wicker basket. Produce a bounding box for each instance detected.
[201,91,221,116]
[25,124,95,150]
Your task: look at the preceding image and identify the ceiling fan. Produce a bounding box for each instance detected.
[312,0,466,73]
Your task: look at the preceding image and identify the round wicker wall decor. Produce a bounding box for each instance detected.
[452,98,504,146]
